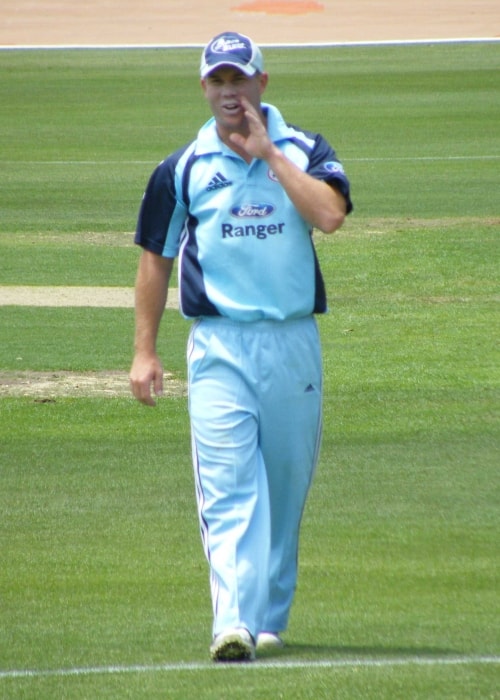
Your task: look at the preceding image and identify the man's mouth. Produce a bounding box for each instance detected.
[222,102,241,115]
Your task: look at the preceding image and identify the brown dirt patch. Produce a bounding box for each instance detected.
[0,370,186,399]
[0,286,178,309]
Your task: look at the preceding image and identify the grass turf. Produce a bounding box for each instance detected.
[0,42,499,698]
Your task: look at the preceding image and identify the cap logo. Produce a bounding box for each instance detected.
[211,37,249,55]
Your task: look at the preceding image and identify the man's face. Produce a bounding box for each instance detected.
[201,66,268,136]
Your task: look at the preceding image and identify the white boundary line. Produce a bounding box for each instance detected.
[0,37,499,51]
[1,655,499,680]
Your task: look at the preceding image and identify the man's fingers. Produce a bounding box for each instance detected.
[129,377,156,406]
[139,384,157,407]
[229,132,245,149]
[153,371,164,399]
[129,354,164,407]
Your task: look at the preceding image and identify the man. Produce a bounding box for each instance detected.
[130,31,352,662]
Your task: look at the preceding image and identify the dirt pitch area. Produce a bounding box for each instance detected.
[0,0,498,46]
[0,1,498,397]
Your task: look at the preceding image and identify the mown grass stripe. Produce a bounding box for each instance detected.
[2,155,499,165]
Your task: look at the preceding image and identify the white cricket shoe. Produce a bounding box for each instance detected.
[256,632,285,651]
[210,628,256,662]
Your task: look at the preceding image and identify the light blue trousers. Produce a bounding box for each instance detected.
[187,316,323,639]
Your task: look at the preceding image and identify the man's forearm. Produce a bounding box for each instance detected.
[230,97,347,234]
[265,147,347,234]
[134,251,174,355]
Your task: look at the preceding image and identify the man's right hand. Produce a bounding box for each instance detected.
[130,251,174,406]
[129,352,164,406]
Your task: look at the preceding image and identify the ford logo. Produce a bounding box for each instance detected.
[230,203,275,218]
[324,161,345,174]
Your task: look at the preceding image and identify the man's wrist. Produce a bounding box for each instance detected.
[264,144,285,168]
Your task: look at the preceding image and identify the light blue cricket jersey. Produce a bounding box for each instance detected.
[135,103,352,322]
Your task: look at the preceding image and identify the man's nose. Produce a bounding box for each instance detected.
[221,81,237,94]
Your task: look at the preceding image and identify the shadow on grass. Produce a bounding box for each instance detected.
[257,642,460,661]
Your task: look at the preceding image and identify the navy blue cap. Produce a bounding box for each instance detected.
[200,32,264,78]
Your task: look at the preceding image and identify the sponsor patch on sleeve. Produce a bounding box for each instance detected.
[324,161,345,175]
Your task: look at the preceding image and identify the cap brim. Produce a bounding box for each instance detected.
[200,60,257,78]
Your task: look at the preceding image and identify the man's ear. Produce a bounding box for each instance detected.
[259,72,269,94]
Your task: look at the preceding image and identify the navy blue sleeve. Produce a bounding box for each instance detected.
[307,133,353,214]
[135,141,196,255]
[134,156,178,256]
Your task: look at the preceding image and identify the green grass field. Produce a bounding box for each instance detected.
[1,42,499,698]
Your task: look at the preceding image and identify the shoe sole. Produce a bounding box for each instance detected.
[211,634,255,662]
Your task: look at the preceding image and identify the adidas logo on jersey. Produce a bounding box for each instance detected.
[206,172,233,191]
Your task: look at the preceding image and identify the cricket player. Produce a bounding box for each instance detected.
[130,31,353,662]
